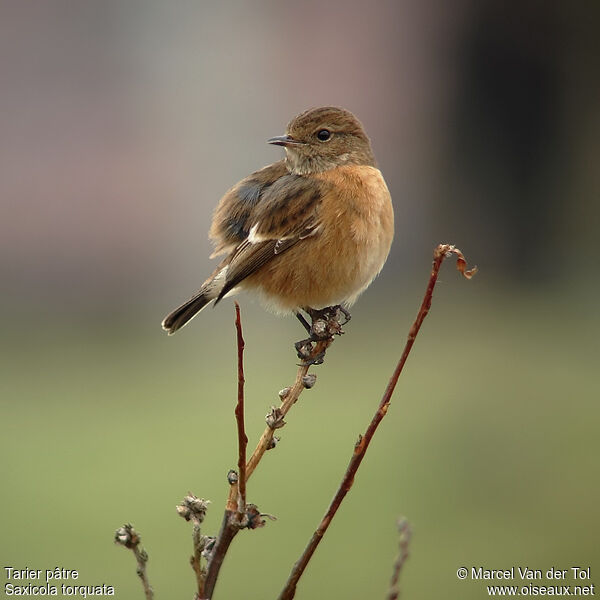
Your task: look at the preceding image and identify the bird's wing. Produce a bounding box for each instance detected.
[209,160,289,257]
[214,171,331,303]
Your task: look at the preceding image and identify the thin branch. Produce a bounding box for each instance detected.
[387,518,412,600]
[191,523,205,597]
[114,524,154,600]
[234,302,248,517]
[203,318,335,599]
[203,511,238,599]
[278,244,476,600]
[227,335,332,512]
[176,494,211,599]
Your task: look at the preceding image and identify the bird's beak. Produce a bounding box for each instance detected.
[267,134,303,147]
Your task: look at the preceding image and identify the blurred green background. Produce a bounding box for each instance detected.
[1,1,598,599]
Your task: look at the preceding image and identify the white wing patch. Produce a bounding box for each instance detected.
[247,223,264,243]
[300,223,322,239]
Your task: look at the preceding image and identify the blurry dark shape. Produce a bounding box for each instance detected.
[449,2,566,280]
[387,517,412,600]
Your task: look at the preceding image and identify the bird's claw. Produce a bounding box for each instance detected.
[293,305,351,365]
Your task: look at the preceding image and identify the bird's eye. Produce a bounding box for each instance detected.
[316,129,331,141]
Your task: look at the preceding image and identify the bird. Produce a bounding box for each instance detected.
[161,106,394,335]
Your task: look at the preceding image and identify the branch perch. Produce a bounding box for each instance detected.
[117,244,474,600]
[277,244,476,600]
[202,308,342,599]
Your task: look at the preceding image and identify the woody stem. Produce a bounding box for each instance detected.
[277,244,476,600]
[203,311,335,599]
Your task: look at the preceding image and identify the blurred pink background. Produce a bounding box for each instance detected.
[2,1,597,322]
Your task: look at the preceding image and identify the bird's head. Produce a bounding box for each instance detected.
[268,106,376,175]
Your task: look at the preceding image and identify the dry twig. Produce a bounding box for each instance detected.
[277,244,476,600]
[116,244,475,600]
[114,524,154,600]
[202,310,341,599]
[234,302,248,518]
[387,518,413,600]
[176,494,211,598]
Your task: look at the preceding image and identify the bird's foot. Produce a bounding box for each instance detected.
[294,305,351,365]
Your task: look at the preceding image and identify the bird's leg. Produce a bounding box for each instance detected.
[295,311,312,334]
[294,305,351,365]
[295,308,321,364]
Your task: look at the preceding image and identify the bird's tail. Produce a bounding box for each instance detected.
[161,263,229,334]
[161,288,213,334]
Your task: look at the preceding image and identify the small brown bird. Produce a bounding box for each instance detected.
[162,106,394,334]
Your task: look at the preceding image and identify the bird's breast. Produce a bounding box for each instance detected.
[316,164,394,265]
[301,165,394,306]
[243,165,394,312]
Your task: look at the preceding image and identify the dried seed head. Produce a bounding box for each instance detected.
[267,436,280,450]
[295,340,314,360]
[245,504,266,529]
[302,373,317,389]
[176,494,210,523]
[312,319,328,338]
[266,407,286,429]
[114,523,140,549]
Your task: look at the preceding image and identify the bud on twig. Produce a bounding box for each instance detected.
[114,523,140,549]
[266,407,286,429]
[302,374,317,389]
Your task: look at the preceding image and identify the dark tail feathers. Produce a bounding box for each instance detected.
[161,290,212,334]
